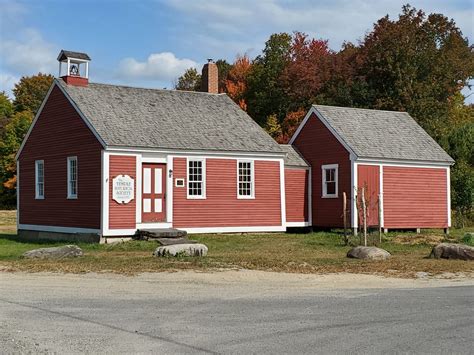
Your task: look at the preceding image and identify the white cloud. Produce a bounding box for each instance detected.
[0,72,19,98]
[162,0,473,53]
[117,52,197,81]
[0,28,58,74]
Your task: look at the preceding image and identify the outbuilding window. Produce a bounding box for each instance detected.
[237,160,254,199]
[35,160,44,199]
[67,156,78,199]
[322,164,338,198]
[187,158,205,199]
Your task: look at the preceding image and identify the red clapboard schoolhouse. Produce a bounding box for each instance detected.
[15,50,452,242]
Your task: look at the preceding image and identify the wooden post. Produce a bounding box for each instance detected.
[361,187,367,247]
[343,192,347,245]
[378,194,382,244]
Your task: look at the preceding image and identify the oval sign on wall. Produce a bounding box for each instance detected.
[112,175,134,204]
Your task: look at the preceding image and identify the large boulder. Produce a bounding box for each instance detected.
[429,243,474,261]
[22,245,83,259]
[347,246,391,260]
[153,243,208,257]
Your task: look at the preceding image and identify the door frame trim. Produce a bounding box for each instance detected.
[141,162,167,223]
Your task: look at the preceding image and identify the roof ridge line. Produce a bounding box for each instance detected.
[58,78,225,95]
[313,104,408,114]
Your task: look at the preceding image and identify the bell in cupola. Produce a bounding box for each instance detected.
[57,50,91,87]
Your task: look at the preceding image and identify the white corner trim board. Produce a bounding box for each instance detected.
[289,106,357,158]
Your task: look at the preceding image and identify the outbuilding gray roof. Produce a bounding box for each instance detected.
[280,145,309,168]
[312,105,454,163]
[57,79,283,154]
[57,50,91,61]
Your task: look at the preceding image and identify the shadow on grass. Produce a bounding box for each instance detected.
[0,232,70,245]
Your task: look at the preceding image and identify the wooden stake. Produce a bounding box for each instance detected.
[361,187,367,247]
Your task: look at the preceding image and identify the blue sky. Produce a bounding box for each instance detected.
[1,0,473,102]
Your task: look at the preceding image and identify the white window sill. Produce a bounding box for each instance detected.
[237,196,255,200]
[322,195,338,199]
[187,196,206,200]
[67,196,78,200]
[35,196,45,200]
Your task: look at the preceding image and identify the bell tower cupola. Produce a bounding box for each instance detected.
[57,50,91,86]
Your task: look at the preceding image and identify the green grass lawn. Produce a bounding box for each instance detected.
[0,211,472,276]
[1,228,473,276]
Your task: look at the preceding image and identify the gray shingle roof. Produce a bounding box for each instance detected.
[313,105,454,163]
[57,79,283,154]
[280,145,309,167]
[57,50,91,61]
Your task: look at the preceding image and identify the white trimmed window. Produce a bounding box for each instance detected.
[322,164,338,198]
[35,160,44,199]
[187,158,205,198]
[67,156,78,199]
[237,160,254,199]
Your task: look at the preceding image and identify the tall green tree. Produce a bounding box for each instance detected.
[0,92,14,132]
[215,59,232,93]
[13,73,54,114]
[354,5,474,140]
[246,33,292,125]
[0,110,33,207]
[175,68,202,91]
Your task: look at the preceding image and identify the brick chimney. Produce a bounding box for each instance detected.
[57,50,91,87]
[201,59,218,93]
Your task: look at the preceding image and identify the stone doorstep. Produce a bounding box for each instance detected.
[135,228,187,239]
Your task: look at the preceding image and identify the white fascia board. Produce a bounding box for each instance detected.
[105,146,286,160]
[288,107,315,145]
[15,82,56,160]
[355,158,452,168]
[55,80,107,148]
[16,80,107,161]
[289,106,357,159]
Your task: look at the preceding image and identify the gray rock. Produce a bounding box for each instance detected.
[22,245,83,259]
[153,243,208,257]
[347,246,391,260]
[429,243,474,261]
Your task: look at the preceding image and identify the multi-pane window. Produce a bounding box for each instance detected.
[322,164,338,198]
[35,160,44,199]
[67,156,78,199]
[238,161,254,198]
[187,159,205,198]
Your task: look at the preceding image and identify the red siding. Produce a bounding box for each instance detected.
[173,158,281,227]
[293,113,351,227]
[285,168,308,223]
[357,165,380,226]
[18,85,102,229]
[109,155,137,229]
[383,166,448,228]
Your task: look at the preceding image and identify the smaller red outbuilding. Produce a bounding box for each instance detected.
[290,105,454,234]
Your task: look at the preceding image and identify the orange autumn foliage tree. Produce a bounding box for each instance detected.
[225,54,252,110]
[278,109,306,143]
